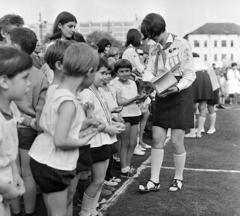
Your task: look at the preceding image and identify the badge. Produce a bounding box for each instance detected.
[169,49,172,53]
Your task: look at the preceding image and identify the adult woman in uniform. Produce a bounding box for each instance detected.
[139,13,196,192]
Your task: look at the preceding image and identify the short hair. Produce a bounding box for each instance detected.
[125,29,141,47]
[8,27,37,55]
[0,14,24,41]
[109,47,119,57]
[114,59,132,73]
[0,46,32,78]
[73,32,86,43]
[44,39,74,70]
[192,52,199,58]
[231,62,237,67]
[49,11,77,41]
[63,43,99,77]
[97,38,111,53]
[141,13,166,40]
[97,57,109,71]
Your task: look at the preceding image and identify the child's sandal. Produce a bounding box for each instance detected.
[139,180,160,192]
[169,179,183,191]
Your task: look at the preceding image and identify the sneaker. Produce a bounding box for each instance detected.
[100,187,112,196]
[140,143,151,149]
[138,145,146,151]
[184,133,196,138]
[104,179,118,186]
[134,147,145,156]
[98,198,107,205]
[111,176,121,183]
[120,171,138,179]
[102,184,115,192]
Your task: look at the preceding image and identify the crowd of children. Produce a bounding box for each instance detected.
[0,10,238,216]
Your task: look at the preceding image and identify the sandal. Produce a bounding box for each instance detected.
[139,180,160,192]
[169,179,183,191]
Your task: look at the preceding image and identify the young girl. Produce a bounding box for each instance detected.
[79,58,125,216]
[28,43,99,216]
[114,59,147,178]
[0,47,31,216]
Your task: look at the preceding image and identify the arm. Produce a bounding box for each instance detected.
[124,49,145,73]
[115,91,138,107]
[11,161,25,195]
[176,39,196,91]
[53,100,97,149]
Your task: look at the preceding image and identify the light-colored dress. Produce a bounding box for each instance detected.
[226,69,240,94]
[0,102,22,202]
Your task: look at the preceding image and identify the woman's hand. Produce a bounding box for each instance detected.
[158,86,179,98]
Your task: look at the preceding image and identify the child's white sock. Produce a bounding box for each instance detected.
[173,152,186,180]
[150,148,164,183]
[79,193,94,216]
[207,113,216,134]
[91,189,101,216]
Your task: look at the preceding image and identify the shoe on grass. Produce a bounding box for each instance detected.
[139,180,160,192]
[120,171,138,179]
[140,143,151,149]
[134,146,145,156]
[169,179,183,192]
[104,179,118,186]
[100,187,112,196]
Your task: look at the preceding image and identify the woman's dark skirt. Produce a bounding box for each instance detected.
[153,80,194,130]
[192,70,214,103]
[207,88,220,105]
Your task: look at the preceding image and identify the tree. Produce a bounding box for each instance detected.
[86,31,124,52]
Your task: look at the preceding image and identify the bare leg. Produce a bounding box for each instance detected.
[120,123,131,169]
[139,109,150,146]
[197,101,207,138]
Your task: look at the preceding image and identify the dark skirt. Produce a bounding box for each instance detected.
[153,82,194,130]
[76,146,92,173]
[192,71,214,102]
[207,88,220,105]
[91,145,112,163]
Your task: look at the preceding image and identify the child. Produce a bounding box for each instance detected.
[6,27,48,216]
[79,58,125,216]
[0,14,24,44]
[114,59,147,178]
[28,43,99,216]
[0,47,31,216]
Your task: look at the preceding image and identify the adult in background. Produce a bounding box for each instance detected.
[138,13,196,192]
[97,38,111,61]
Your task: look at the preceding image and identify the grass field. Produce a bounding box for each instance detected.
[33,106,240,216]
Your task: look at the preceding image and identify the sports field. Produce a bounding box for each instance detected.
[34,105,240,216]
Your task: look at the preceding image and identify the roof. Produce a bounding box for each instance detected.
[184,23,240,39]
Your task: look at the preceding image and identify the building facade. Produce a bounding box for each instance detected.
[185,23,240,66]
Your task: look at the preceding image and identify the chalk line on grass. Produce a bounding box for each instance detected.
[99,156,151,213]
[144,166,240,173]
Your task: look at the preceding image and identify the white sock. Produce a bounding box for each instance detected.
[173,152,186,180]
[197,116,206,136]
[150,148,164,183]
[80,193,94,216]
[208,113,216,132]
[91,189,101,216]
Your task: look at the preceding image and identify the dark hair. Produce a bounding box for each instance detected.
[97,57,109,71]
[125,29,141,47]
[192,52,199,58]
[231,62,237,67]
[97,38,111,53]
[114,59,132,73]
[72,32,86,43]
[44,39,74,70]
[8,27,37,55]
[49,12,77,41]
[0,14,24,41]
[89,44,99,51]
[0,47,32,78]
[63,43,99,77]
[141,13,166,40]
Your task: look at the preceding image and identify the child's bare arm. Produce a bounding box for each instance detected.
[116,91,139,107]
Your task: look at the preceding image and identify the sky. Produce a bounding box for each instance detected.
[0,0,240,37]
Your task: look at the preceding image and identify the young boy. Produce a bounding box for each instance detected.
[6,27,48,216]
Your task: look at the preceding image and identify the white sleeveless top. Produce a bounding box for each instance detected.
[29,88,83,171]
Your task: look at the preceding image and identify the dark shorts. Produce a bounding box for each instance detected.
[123,116,140,125]
[76,146,92,173]
[18,127,38,150]
[111,143,118,155]
[30,158,75,194]
[91,145,111,163]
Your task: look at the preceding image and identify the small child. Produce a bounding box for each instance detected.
[28,43,99,216]
[0,47,31,216]
[114,59,147,178]
[79,58,125,216]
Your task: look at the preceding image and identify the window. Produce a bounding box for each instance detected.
[231,40,234,47]
[231,54,234,61]
[221,40,227,47]
[214,40,217,47]
[222,54,226,60]
[91,23,100,27]
[204,54,207,61]
[214,54,217,61]
[113,28,122,32]
[124,22,132,26]
[194,40,200,47]
[80,23,89,28]
[204,41,207,47]
[114,22,122,27]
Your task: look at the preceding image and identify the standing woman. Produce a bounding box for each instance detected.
[139,13,196,192]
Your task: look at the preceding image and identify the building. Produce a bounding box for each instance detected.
[184,23,240,66]
[78,19,142,43]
